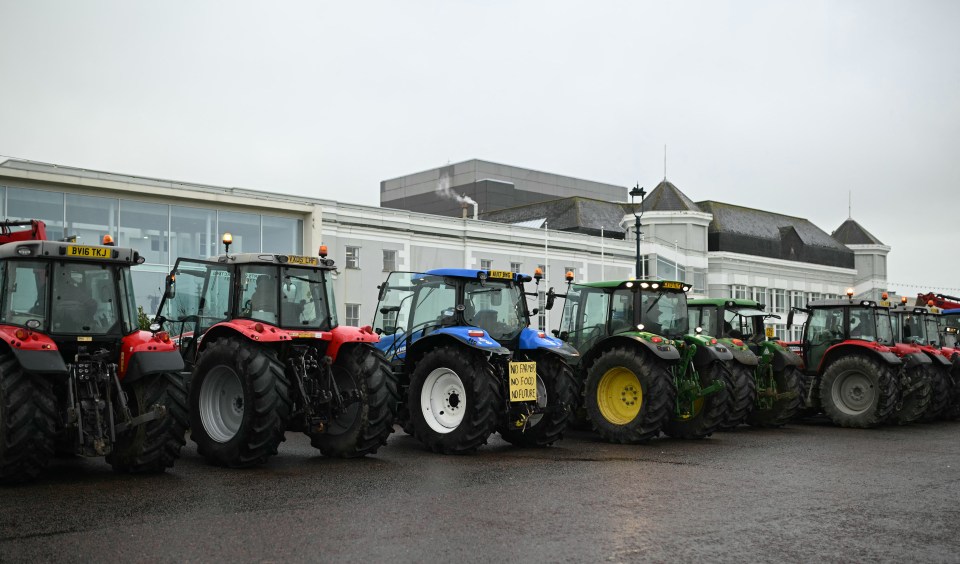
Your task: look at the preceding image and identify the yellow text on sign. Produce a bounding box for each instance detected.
[287,255,319,265]
[765,327,775,338]
[508,361,537,402]
[488,270,513,279]
[662,281,682,289]
[67,245,111,259]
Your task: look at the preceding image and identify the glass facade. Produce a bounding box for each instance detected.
[0,184,304,318]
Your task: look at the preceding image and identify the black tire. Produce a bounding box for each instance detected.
[0,355,56,484]
[190,338,292,467]
[889,366,932,426]
[498,353,577,447]
[309,345,399,457]
[746,366,802,428]
[717,361,757,430]
[944,359,960,421]
[819,355,898,428]
[407,345,500,454]
[794,371,822,420]
[662,361,730,439]
[581,347,673,444]
[108,371,189,473]
[919,365,951,423]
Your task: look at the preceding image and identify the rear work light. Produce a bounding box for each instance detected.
[468,330,484,337]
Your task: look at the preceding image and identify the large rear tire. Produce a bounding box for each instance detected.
[190,338,291,467]
[889,366,931,426]
[819,355,897,428]
[498,354,577,447]
[919,365,951,423]
[408,345,499,454]
[662,361,730,439]
[582,347,673,444]
[309,345,399,457]
[0,355,56,484]
[746,366,802,428]
[109,371,189,473]
[717,362,756,430]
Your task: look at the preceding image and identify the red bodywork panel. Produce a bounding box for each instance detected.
[817,340,895,372]
[197,319,378,362]
[888,342,925,359]
[0,324,59,353]
[0,219,47,244]
[118,330,180,379]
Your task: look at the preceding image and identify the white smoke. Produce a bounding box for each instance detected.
[436,174,477,207]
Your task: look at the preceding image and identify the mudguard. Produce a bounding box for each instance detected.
[11,349,68,375]
[726,344,760,367]
[818,342,902,372]
[325,325,379,362]
[924,351,951,367]
[900,351,932,370]
[0,326,67,375]
[123,350,185,383]
[770,347,803,371]
[405,328,511,366]
[197,320,334,353]
[516,327,581,361]
[694,343,734,366]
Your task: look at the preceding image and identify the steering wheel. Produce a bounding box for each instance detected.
[241,299,252,317]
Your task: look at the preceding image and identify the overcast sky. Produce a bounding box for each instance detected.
[1,1,958,293]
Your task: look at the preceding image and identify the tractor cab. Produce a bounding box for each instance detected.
[941,309,960,350]
[156,247,338,368]
[557,279,691,354]
[688,299,778,354]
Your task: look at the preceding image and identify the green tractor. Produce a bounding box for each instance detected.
[688,299,802,427]
[555,279,731,442]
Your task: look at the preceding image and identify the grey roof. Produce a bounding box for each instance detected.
[831,218,884,245]
[480,197,629,238]
[640,180,703,212]
[697,200,854,268]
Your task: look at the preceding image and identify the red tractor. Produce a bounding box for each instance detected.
[155,235,397,467]
[889,299,957,421]
[786,295,902,428]
[0,220,188,483]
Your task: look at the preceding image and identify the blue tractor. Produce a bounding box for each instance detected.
[372,268,579,454]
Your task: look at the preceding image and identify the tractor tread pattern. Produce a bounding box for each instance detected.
[718,362,757,430]
[919,365,951,423]
[662,361,731,440]
[108,371,189,473]
[820,354,897,428]
[746,366,803,428]
[0,354,56,484]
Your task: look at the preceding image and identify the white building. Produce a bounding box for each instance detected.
[0,158,889,338]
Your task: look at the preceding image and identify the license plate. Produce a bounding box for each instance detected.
[67,245,111,259]
[287,255,319,265]
[508,361,537,402]
[488,270,513,280]
[663,281,682,289]
[765,327,775,338]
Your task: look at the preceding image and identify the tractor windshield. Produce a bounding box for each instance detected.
[639,289,687,338]
[723,308,767,341]
[464,280,524,341]
[924,317,941,347]
[898,312,926,344]
[50,262,125,334]
[374,272,456,338]
[850,308,893,345]
[0,260,49,330]
[158,259,233,334]
[237,265,336,330]
[557,284,609,353]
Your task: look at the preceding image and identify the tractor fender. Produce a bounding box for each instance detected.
[725,345,759,367]
[578,334,680,375]
[516,327,581,362]
[900,351,932,370]
[694,342,734,367]
[197,320,333,353]
[770,347,803,371]
[123,350,185,383]
[818,342,902,373]
[404,330,511,370]
[0,327,67,375]
[928,352,951,367]
[325,325,379,363]
[118,330,184,381]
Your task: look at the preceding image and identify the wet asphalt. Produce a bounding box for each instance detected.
[2,419,959,563]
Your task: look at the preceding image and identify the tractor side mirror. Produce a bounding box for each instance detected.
[546,287,557,311]
[383,326,397,335]
[531,308,539,316]
[786,309,794,330]
[377,283,387,301]
[164,274,176,299]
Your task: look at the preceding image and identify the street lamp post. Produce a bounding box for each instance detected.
[629,183,646,278]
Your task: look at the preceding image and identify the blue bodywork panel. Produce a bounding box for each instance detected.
[374,326,504,360]
[425,268,528,282]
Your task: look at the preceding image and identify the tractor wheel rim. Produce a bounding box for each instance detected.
[833,370,875,415]
[596,367,642,425]
[199,365,244,443]
[420,367,466,434]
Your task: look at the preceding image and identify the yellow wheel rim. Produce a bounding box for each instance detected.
[596,367,643,425]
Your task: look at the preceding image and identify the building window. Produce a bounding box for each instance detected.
[383,249,397,271]
[262,215,303,255]
[638,255,650,278]
[538,290,546,331]
[693,268,707,294]
[345,246,360,269]
[537,264,546,279]
[510,262,521,274]
[480,259,492,270]
[751,287,767,306]
[218,210,260,254]
[770,289,786,313]
[790,290,805,309]
[345,303,360,326]
[731,285,748,300]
